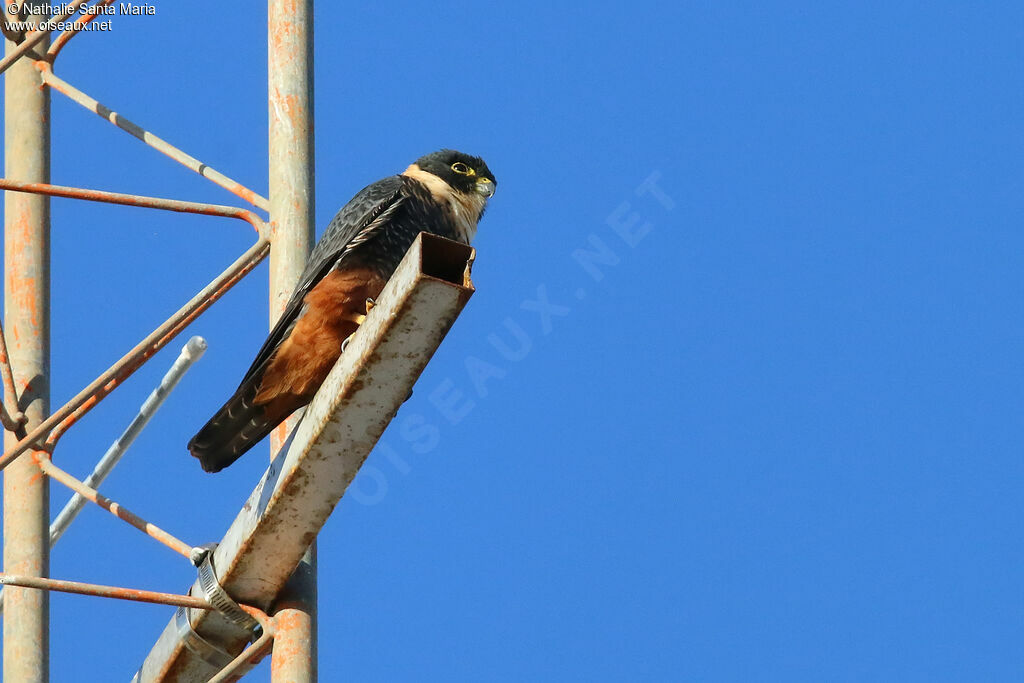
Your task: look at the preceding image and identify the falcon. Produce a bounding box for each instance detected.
[189,149,496,472]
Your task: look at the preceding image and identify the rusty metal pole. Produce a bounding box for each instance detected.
[3,17,51,683]
[268,1,317,680]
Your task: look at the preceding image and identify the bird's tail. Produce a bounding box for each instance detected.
[188,378,278,473]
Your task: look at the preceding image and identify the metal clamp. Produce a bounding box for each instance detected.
[196,551,261,635]
[173,606,236,670]
[168,548,262,673]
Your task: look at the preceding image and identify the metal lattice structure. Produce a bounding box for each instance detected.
[0,4,476,681]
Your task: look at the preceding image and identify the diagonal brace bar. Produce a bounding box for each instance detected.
[37,63,270,211]
[35,455,198,560]
[49,336,207,546]
[0,336,208,614]
[0,179,269,470]
[47,0,117,59]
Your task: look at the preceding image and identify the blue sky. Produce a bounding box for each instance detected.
[1,1,1022,680]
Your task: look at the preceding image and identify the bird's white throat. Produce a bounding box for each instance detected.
[402,164,485,243]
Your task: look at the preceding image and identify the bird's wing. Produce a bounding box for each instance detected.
[240,175,406,382]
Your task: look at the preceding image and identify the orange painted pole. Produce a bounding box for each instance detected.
[3,12,51,680]
[268,0,317,680]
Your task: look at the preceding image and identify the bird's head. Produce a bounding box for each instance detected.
[412,149,496,199]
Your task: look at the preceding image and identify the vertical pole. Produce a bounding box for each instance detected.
[3,19,51,683]
[268,1,317,681]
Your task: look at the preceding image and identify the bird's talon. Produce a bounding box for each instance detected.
[340,312,366,325]
[365,297,376,313]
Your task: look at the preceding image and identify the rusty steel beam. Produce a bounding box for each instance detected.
[3,13,51,680]
[37,63,270,211]
[0,179,269,471]
[267,0,315,324]
[135,233,476,682]
[267,0,317,678]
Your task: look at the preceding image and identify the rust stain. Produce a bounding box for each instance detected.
[27,466,46,487]
[269,609,312,676]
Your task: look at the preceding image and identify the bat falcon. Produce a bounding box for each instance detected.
[188,149,496,472]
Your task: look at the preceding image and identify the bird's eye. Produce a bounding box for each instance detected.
[451,162,472,175]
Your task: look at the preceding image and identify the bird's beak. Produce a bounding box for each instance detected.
[475,177,495,198]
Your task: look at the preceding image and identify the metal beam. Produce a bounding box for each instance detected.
[268,0,316,678]
[135,233,475,682]
[3,13,51,680]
